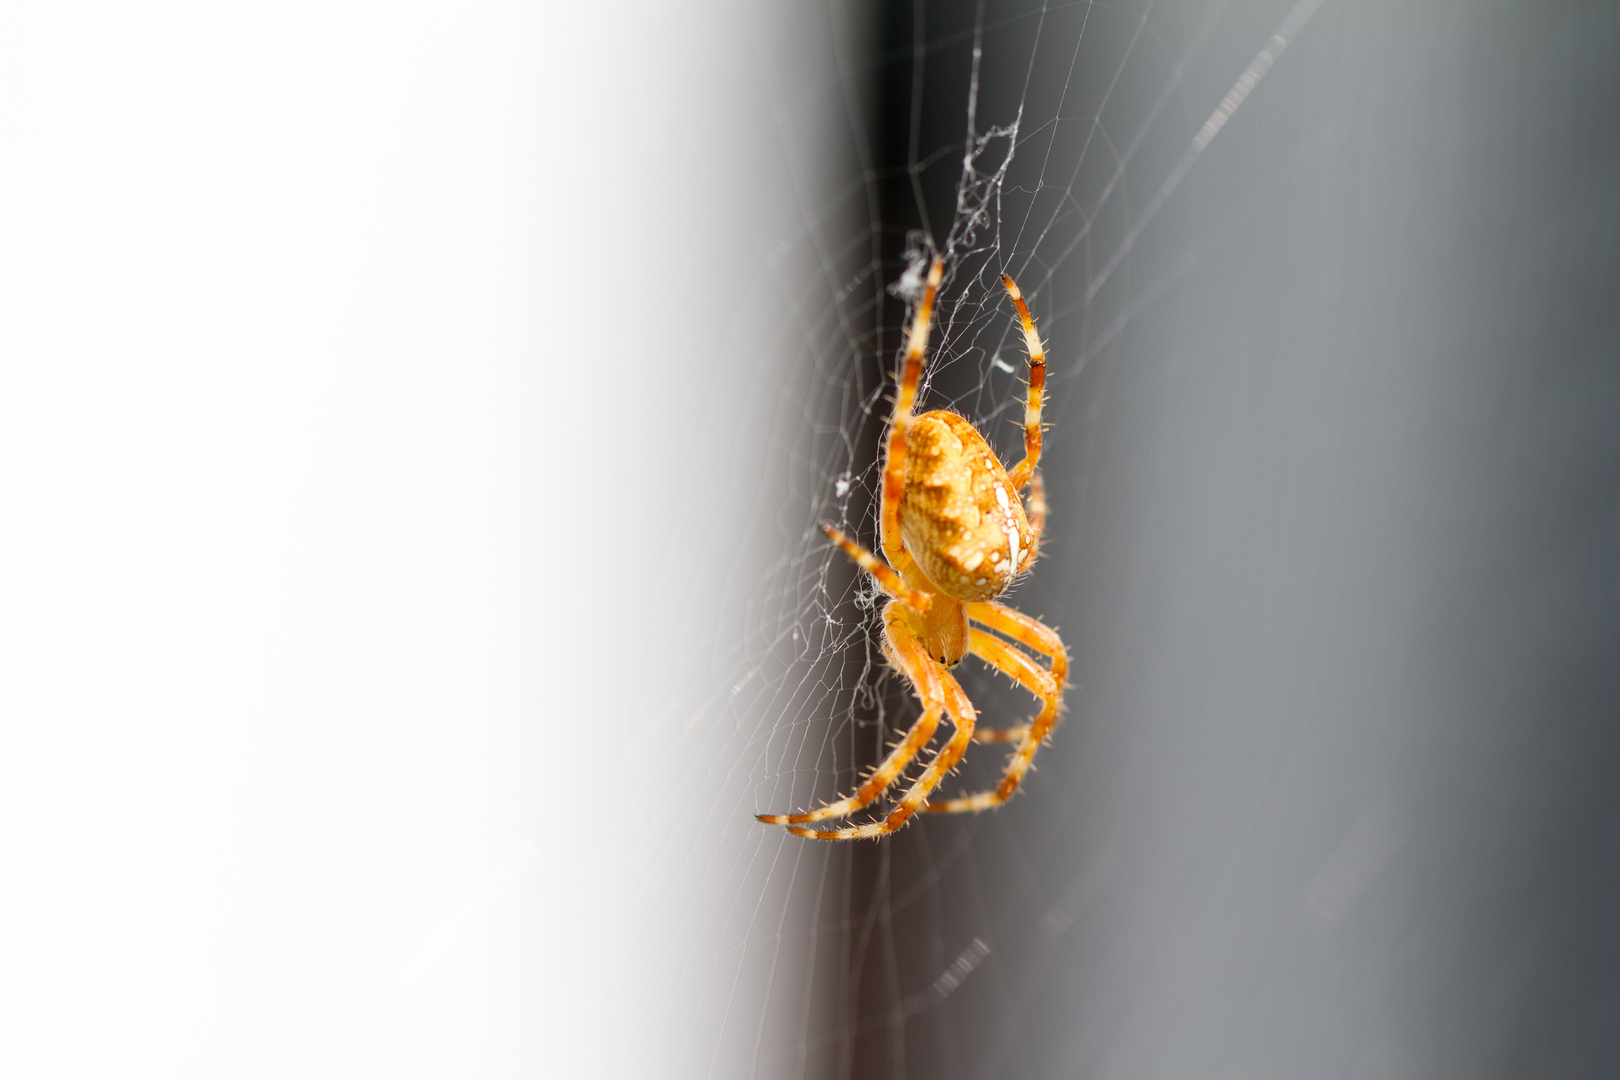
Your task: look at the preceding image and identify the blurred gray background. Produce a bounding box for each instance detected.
[742,2,1620,1078]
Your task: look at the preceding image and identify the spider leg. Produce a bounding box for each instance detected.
[1001,273,1046,492]
[1024,468,1047,563]
[966,601,1068,684]
[880,257,944,564]
[957,599,1067,744]
[783,613,979,841]
[820,524,929,612]
[971,727,1025,744]
[758,604,941,826]
[925,623,1062,814]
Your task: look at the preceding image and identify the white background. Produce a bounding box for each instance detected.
[0,3,787,1075]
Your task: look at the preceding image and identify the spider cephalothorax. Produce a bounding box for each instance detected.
[758,259,1068,840]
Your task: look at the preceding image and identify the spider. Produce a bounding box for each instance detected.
[758,258,1068,840]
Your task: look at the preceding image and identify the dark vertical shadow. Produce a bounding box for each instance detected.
[842,4,991,1078]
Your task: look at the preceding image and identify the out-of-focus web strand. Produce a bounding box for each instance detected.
[1085,0,1329,302]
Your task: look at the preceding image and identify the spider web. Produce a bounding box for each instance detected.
[631,0,1330,1075]
[622,2,1620,1079]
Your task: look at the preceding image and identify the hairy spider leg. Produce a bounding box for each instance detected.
[880,257,945,564]
[925,623,1062,814]
[1001,273,1047,492]
[786,615,979,841]
[968,726,1026,744]
[757,604,943,826]
[958,600,1067,745]
[1024,469,1047,561]
[819,524,930,613]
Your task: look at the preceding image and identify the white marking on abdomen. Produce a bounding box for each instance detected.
[996,484,1019,582]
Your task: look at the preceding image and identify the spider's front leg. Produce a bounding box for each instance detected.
[1001,273,1046,492]
[880,258,944,563]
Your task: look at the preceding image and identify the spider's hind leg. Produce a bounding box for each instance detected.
[756,604,942,827]
[765,607,978,841]
[1025,468,1047,562]
[925,605,1066,814]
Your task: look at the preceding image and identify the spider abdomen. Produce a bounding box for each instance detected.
[899,410,1031,603]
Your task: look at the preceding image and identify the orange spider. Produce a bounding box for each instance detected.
[758,258,1068,840]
